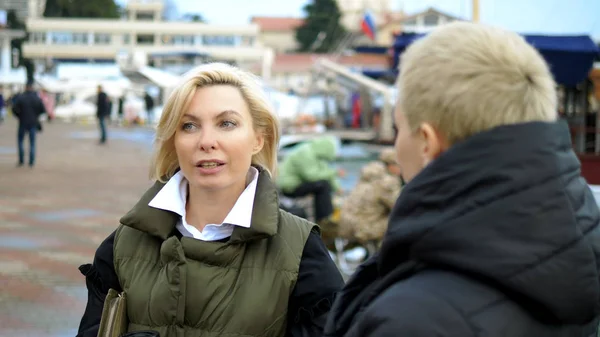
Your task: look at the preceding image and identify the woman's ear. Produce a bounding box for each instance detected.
[253,132,265,155]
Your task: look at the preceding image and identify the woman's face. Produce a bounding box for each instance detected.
[174,85,264,193]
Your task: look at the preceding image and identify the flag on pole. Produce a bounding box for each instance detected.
[361,11,377,40]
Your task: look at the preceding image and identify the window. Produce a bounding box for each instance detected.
[423,14,439,26]
[163,35,194,45]
[202,35,236,46]
[30,32,46,44]
[123,34,131,45]
[73,33,88,44]
[180,35,194,45]
[240,36,255,46]
[94,33,111,45]
[50,32,73,45]
[403,18,417,25]
[136,12,154,21]
[136,34,155,45]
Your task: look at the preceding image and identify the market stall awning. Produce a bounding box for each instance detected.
[391,32,600,86]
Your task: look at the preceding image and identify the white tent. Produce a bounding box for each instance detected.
[137,66,180,89]
[36,76,132,96]
[0,69,26,86]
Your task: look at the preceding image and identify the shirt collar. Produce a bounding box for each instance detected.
[148,167,259,228]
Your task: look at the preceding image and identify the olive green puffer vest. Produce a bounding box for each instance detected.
[114,169,316,337]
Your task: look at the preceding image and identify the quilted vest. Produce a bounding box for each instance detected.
[114,169,315,337]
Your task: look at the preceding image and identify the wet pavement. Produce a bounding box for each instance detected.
[0,118,154,337]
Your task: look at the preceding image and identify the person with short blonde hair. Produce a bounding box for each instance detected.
[325,22,600,337]
[77,63,344,337]
[398,21,557,147]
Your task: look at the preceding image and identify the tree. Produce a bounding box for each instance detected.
[295,0,347,53]
[43,0,119,18]
[182,13,206,23]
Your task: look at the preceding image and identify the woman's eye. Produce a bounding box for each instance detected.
[221,120,237,128]
[182,122,197,131]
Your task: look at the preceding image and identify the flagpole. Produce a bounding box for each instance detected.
[472,0,480,23]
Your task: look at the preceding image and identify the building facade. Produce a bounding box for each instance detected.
[22,0,268,72]
[400,7,461,33]
[377,7,463,45]
[251,17,303,54]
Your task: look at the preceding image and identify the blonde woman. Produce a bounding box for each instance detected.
[76,63,344,337]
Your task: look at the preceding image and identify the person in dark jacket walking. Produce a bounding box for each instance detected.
[324,22,600,337]
[13,83,46,167]
[96,85,109,144]
[76,63,344,337]
[144,91,154,125]
[0,89,5,123]
[117,95,124,125]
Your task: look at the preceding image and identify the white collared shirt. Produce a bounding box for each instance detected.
[148,167,259,241]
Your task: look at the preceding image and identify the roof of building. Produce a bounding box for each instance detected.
[272,53,390,72]
[399,7,464,23]
[251,17,304,32]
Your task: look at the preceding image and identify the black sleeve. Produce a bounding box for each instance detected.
[76,231,121,337]
[287,230,345,337]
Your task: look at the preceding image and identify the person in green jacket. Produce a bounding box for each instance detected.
[76,63,344,337]
[277,135,344,227]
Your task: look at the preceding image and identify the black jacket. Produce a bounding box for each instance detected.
[13,91,46,129]
[324,121,600,337]
[77,229,344,337]
[96,92,109,118]
[144,93,154,111]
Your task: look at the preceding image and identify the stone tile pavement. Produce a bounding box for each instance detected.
[0,118,156,337]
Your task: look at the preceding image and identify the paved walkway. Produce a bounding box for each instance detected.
[0,117,378,336]
[0,118,155,337]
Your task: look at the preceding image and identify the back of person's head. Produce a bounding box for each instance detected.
[308,135,339,161]
[151,62,280,181]
[397,22,557,146]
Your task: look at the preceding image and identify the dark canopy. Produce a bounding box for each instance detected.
[387,32,599,86]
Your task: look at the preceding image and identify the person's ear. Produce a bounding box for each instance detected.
[417,122,448,166]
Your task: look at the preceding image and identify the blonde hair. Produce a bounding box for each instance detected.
[397,22,558,145]
[150,63,280,181]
